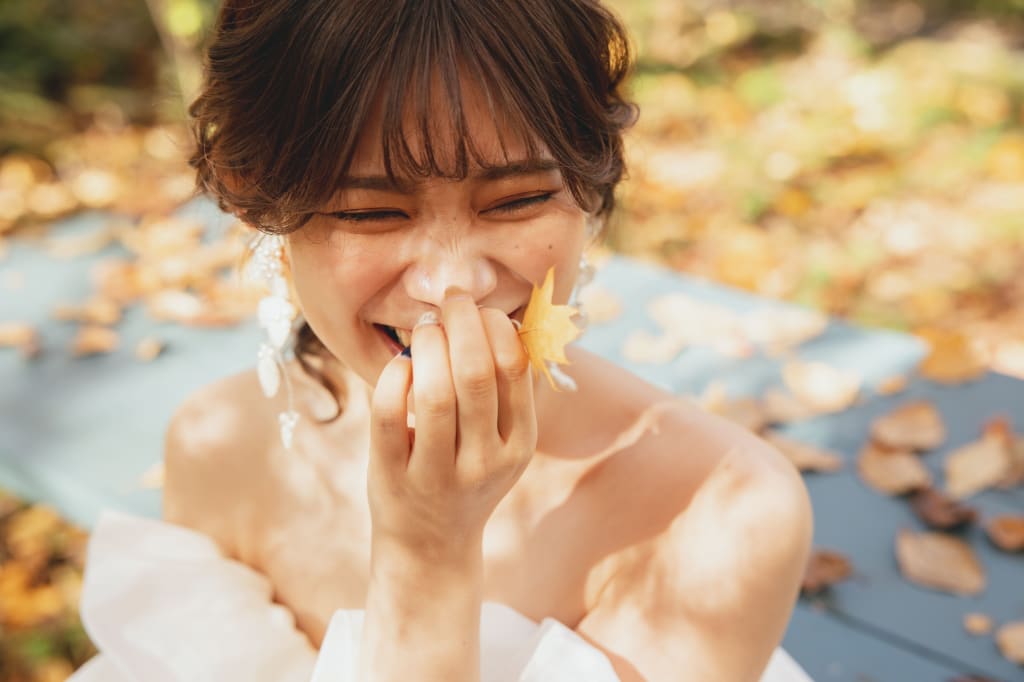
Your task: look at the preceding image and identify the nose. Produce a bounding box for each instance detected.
[401,240,498,307]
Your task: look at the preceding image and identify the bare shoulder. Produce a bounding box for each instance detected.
[162,366,275,555]
[572,358,813,679]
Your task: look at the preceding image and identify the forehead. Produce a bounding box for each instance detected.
[346,67,554,178]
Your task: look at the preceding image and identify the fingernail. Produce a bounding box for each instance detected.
[510,318,522,331]
[415,311,440,328]
[444,286,472,300]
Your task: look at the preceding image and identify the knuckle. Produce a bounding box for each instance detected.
[373,408,407,435]
[458,365,495,398]
[496,350,531,381]
[418,391,455,418]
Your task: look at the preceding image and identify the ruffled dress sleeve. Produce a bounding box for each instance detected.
[69,511,622,682]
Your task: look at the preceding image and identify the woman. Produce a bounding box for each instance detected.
[73,0,814,680]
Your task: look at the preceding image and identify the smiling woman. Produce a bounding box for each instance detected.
[69,1,814,681]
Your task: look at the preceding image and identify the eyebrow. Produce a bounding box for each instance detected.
[337,159,561,194]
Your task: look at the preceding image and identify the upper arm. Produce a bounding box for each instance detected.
[574,441,814,682]
[162,375,269,558]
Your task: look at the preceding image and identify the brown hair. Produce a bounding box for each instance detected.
[189,0,638,420]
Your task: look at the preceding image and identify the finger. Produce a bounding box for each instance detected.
[369,352,413,473]
[479,308,536,450]
[407,311,457,483]
[441,289,498,449]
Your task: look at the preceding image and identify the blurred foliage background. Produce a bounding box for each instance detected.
[2,1,1024,679]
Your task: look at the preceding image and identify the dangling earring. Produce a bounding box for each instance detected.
[545,215,601,392]
[250,234,300,449]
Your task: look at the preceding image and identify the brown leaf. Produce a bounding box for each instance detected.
[917,328,987,384]
[0,321,40,358]
[858,444,932,495]
[801,549,853,595]
[963,612,993,636]
[996,621,1024,665]
[909,487,978,530]
[134,337,164,362]
[576,283,623,324]
[43,223,118,259]
[870,400,946,452]
[0,322,36,348]
[895,529,986,596]
[945,432,1013,500]
[875,374,908,396]
[764,431,844,473]
[721,398,771,433]
[93,258,160,303]
[621,328,686,364]
[51,297,122,326]
[998,439,1024,488]
[782,361,861,414]
[70,326,119,357]
[985,515,1024,552]
[762,387,820,423]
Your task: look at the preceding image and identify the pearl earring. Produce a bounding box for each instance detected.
[250,234,300,449]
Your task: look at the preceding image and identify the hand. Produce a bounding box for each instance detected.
[367,289,537,564]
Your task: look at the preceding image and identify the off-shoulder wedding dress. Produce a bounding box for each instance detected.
[69,511,813,682]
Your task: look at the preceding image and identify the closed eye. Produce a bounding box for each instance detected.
[327,192,555,223]
[488,192,555,214]
[329,209,405,223]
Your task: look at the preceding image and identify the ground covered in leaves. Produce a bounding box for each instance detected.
[2,2,1024,679]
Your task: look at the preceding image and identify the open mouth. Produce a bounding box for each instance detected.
[374,306,525,354]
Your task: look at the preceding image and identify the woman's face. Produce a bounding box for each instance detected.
[285,79,591,390]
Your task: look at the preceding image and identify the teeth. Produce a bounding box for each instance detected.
[394,327,412,347]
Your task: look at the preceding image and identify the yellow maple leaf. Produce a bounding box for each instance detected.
[518,266,581,390]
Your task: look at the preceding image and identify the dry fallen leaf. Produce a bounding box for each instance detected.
[52,297,122,326]
[782,360,861,414]
[135,337,164,362]
[621,328,686,364]
[712,397,768,433]
[518,266,581,391]
[998,434,1024,488]
[576,283,623,324]
[764,431,844,473]
[945,431,1013,500]
[895,529,986,596]
[996,621,1024,665]
[870,400,946,452]
[917,328,987,384]
[44,224,118,259]
[71,326,119,357]
[909,487,978,530]
[963,612,993,636]
[801,549,853,595]
[0,321,40,358]
[875,374,908,396]
[985,515,1024,552]
[761,387,820,423]
[858,444,932,495]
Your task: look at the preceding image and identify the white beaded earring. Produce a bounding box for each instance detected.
[545,215,601,392]
[249,234,300,449]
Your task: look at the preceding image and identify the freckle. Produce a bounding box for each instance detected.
[547,244,553,250]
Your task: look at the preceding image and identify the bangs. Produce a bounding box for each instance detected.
[192,0,635,234]
[330,2,559,194]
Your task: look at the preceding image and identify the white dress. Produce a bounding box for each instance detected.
[69,511,813,682]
